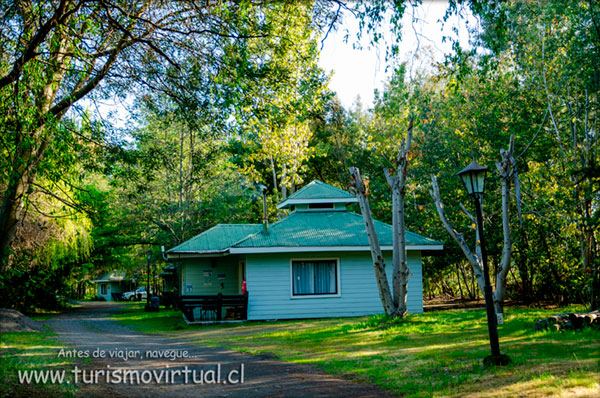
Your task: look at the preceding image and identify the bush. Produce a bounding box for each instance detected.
[0,254,72,313]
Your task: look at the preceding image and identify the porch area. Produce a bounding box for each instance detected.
[177,292,249,323]
[177,254,247,323]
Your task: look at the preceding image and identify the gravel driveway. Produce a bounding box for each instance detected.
[45,302,395,398]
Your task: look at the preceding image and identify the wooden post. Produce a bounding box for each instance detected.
[242,291,249,320]
[217,293,223,321]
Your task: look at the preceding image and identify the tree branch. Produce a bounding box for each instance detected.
[430,175,485,293]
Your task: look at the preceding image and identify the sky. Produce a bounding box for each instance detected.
[86,1,474,130]
[318,1,475,109]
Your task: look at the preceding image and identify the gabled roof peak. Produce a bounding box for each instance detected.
[277,180,358,209]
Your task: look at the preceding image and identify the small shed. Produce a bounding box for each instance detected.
[91,271,136,301]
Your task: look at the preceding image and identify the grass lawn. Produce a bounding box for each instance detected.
[0,330,78,398]
[112,305,600,397]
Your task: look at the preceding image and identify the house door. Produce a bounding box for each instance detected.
[238,260,246,294]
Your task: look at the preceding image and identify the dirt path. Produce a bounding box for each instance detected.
[45,302,395,398]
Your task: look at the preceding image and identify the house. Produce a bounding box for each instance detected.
[91,271,136,301]
[166,180,443,322]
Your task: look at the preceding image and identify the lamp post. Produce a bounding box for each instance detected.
[457,161,511,367]
[145,250,152,311]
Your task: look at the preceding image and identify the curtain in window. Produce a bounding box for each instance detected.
[293,260,336,295]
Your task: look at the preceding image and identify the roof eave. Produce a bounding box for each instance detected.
[230,244,443,254]
[165,249,230,259]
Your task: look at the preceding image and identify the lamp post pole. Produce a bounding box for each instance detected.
[146,250,151,311]
[473,195,501,359]
[457,160,510,367]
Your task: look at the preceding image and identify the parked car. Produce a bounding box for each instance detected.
[121,287,147,301]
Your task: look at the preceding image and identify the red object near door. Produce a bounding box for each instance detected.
[242,280,247,294]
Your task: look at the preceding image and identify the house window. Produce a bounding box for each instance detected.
[292,259,338,296]
[100,284,107,295]
[308,202,334,209]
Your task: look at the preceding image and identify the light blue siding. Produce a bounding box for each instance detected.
[97,283,110,301]
[96,282,126,301]
[181,256,241,295]
[245,251,423,320]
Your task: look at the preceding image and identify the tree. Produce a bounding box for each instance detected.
[454,0,600,309]
[0,0,330,268]
[231,2,329,202]
[349,118,414,318]
[430,136,517,320]
[0,1,223,266]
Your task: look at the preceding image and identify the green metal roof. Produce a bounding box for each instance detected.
[167,224,262,254]
[232,211,441,249]
[278,180,358,209]
[166,182,443,256]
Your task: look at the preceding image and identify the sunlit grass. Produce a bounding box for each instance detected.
[0,331,77,398]
[110,303,187,331]
[113,305,600,397]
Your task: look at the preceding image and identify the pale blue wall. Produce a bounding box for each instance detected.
[245,251,423,320]
[96,282,126,301]
[180,256,242,295]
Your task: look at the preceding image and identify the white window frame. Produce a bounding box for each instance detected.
[289,257,341,299]
[100,283,107,295]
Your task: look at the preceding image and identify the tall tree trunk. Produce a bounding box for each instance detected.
[431,135,516,321]
[456,264,465,299]
[269,154,279,201]
[349,119,413,318]
[494,135,516,322]
[430,175,487,293]
[179,128,185,241]
[349,167,395,316]
[384,118,413,317]
[459,262,474,299]
[0,19,71,269]
[280,165,288,201]
[0,173,28,266]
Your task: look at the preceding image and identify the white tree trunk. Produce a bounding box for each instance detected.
[349,167,396,316]
[384,118,413,317]
[349,118,413,318]
[429,135,516,322]
[494,135,515,322]
[430,176,487,293]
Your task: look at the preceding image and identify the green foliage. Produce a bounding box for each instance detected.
[446,0,600,307]
[2,0,597,311]
[0,254,71,312]
[229,2,330,200]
